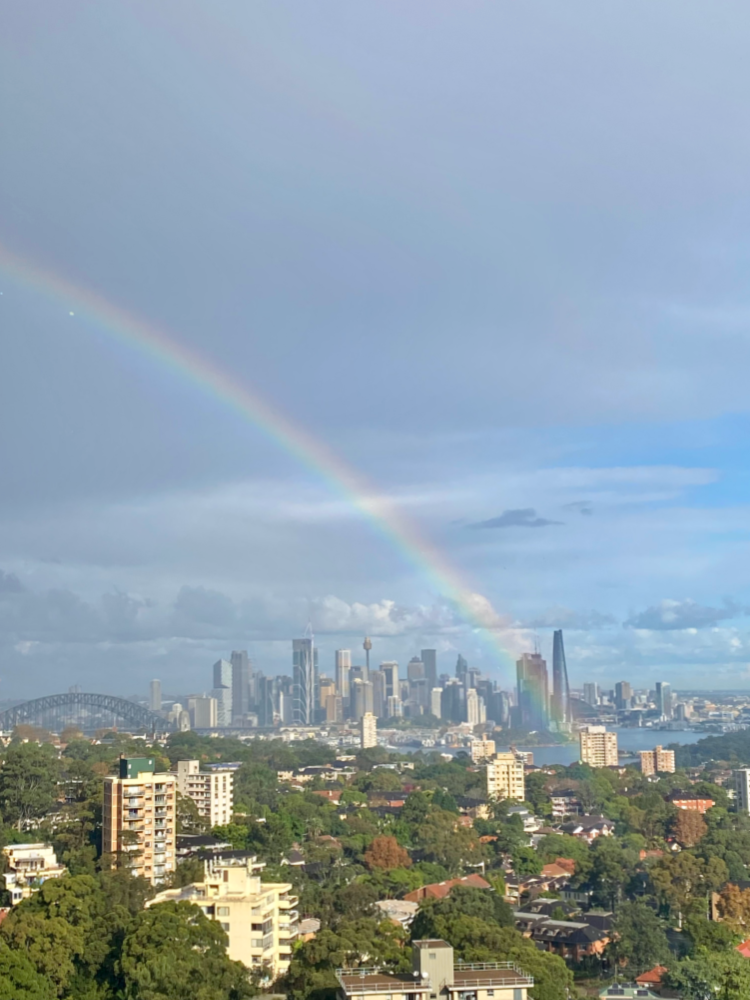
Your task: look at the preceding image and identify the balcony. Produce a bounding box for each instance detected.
[279,896,299,909]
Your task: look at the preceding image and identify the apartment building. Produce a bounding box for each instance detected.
[102,757,177,885]
[337,939,532,1000]
[172,759,234,828]
[486,752,526,801]
[148,856,298,977]
[471,736,496,763]
[361,712,377,749]
[735,769,750,814]
[639,745,676,776]
[579,726,618,768]
[2,843,67,905]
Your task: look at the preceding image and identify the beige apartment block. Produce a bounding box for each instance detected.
[361,712,377,749]
[2,843,67,905]
[639,745,676,776]
[486,752,526,801]
[148,857,298,978]
[338,939,532,1000]
[579,726,618,768]
[102,757,177,885]
[172,759,234,828]
[471,736,496,763]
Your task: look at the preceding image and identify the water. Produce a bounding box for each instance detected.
[497,727,706,767]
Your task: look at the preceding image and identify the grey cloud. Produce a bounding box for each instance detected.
[523,607,616,630]
[468,508,563,530]
[624,598,746,631]
[563,501,593,516]
[0,570,24,593]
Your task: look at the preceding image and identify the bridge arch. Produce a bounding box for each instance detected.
[0,693,171,733]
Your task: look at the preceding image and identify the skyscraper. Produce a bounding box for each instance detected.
[583,682,599,706]
[551,630,570,724]
[655,681,673,720]
[380,661,399,702]
[421,649,437,690]
[614,681,632,711]
[149,679,162,714]
[335,650,351,705]
[293,638,319,725]
[455,654,468,682]
[212,659,233,727]
[230,650,252,724]
[516,653,549,730]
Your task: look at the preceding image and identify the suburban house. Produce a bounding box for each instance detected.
[559,816,615,842]
[404,874,490,904]
[2,844,67,905]
[337,939,533,1000]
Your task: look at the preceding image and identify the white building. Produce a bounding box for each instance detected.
[2,844,67,904]
[471,736,496,763]
[189,696,218,728]
[360,712,377,749]
[172,759,234,828]
[579,726,618,768]
[735,769,750,814]
[486,752,526,801]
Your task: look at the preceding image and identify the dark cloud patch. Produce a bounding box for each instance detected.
[624,598,745,630]
[0,570,24,593]
[563,501,593,516]
[468,508,563,530]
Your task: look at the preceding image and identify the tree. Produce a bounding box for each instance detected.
[512,846,543,876]
[176,792,209,835]
[0,742,59,829]
[651,853,729,925]
[715,883,750,935]
[673,810,708,847]
[118,901,254,1000]
[411,886,513,939]
[607,901,671,975]
[667,950,750,999]
[364,836,411,870]
[414,810,484,872]
[0,940,55,1000]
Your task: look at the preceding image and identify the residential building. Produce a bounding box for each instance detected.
[579,726,618,768]
[148,856,298,977]
[559,816,615,842]
[655,681,673,720]
[293,637,319,725]
[735,769,750,814]
[551,630,570,725]
[471,736,496,763]
[361,712,377,749]
[583,683,599,707]
[667,791,714,814]
[103,757,177,885]
[516,653,549,729]
[231,649,252,725]
[335,650,351,706]
[639,745,676,776]
[486,752,526,801]
[2,844,67,905]
[337,938,532,1000]
[149,679,162,714]
[172,759,234,827]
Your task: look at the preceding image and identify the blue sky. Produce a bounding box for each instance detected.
[3,1,750,696]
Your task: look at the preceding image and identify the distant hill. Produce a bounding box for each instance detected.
[675,729,750,768]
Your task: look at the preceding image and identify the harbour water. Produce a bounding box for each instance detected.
[497,727,706,767]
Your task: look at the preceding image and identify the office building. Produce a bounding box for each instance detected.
[148,856,298,977]
[2,844,67,905]
[212,658,233,727]
[338,939,532,1000]
[455,654,468,682]
[103,757,177,885]
[292,637,319,725]
[189,695,217,729]
[639,746,676,776]
[430,687,442,719]
[371,669,386,718]
[351,678,373,720]
[361,711,377,748]
[319,676,336,709]
[230,650,252,724]
[335,650,351,705]
[615,681,632,711]
[735,769,750,814]
[421,649,437,690]
[149,679,162,714]
[583,683,599,707]
[550,630,570,724]
[324,694,343,723]
[380,661,399,702]
[579,726,618,768]
[387,695,403,718]
[516,653,549,730]
[655,681,673,720]
[172,759,234,828]
[486,752,526,801]
[466,688,481,726]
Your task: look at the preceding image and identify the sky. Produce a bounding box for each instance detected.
[3,1,750,697]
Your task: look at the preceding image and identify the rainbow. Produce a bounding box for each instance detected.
[0,240,519,676]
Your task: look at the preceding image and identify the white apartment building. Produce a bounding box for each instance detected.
[579,726,618,768]
[735,769,750,814]
[103,757,177,885]
[360,712,377,749]
[172,759,234,828]
[486,752,526,801]
[2,844,67,904]
[148,856,298,978]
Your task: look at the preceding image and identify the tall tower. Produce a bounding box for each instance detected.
[212,659,233,727]
[149,679,162,714]
[421,649,437,690]
[363,637,372,678]
[293,635,319,725]
[551,630,570,724]
[230,650,252,724]
[335,650,351,704]
[516,652,549,730]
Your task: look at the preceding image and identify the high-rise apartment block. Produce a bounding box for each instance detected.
[361,712,377,749]
[471,736,496,763]
[149,679,162,714]
[103,757,177,885]
[293,638,319,725]
[639,745,675,776]
[148,856,298,977]
[486,752,526,801]
[735,769,750,814]
[516,653,549,730]
[579,726,618,768]
[172,759,234,828]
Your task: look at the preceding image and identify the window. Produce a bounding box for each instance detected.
[221,922,230,932]
[217,907,230,916]
[487,993,494,998]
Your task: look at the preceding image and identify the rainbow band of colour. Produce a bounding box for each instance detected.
[0,240,517,676]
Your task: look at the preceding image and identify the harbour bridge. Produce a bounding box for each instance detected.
[0,692,171,734]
